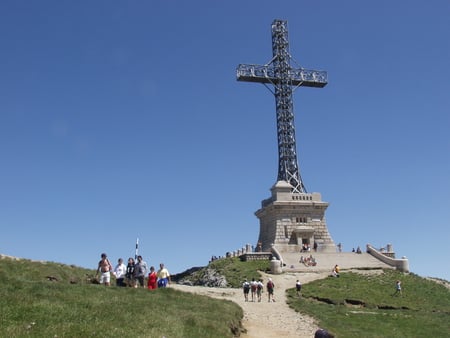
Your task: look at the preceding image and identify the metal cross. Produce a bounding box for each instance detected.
[237,19,327,193]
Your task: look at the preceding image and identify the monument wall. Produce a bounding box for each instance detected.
[255,181,335,253]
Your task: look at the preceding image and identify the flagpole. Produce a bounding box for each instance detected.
[135,237,139,261]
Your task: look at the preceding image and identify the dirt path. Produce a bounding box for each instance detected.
[172,271,329,338]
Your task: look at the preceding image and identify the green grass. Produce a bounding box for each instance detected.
[206,257,270,287]
[3,256,449,338]
[286,270,450,338]
[175,257,270,288]
[0,258,243,337]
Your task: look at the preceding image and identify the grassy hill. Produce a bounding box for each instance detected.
[0,256,243,337]
[286,269,450,337]
[1,255,449,337]
[205,258,450,337]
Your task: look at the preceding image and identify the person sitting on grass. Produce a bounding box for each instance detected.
[330,264,340,278]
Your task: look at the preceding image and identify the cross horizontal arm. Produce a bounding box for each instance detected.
[237,64,328,88]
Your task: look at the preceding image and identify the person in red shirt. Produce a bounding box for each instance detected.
[147,266,158,290]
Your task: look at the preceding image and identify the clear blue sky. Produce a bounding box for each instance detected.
[1,1,449,281]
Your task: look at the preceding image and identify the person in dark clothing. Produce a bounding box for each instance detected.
[125,257,135,287]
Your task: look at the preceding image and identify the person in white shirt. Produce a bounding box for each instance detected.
[256,279,264,302]
[296,279,302,297]
[113,258,127,287]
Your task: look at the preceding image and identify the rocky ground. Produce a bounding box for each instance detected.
[172,271,330,338]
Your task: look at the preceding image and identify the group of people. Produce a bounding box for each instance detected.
[95,253,171,289]
[301,243,311,252]
[300,254,317,267]
[242,277,275,302]
[352,246,362,254]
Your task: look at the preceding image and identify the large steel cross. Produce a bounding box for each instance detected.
[237,19,327,193]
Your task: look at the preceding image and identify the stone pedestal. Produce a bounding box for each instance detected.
[255,181,335,253]
[270,258,283,274]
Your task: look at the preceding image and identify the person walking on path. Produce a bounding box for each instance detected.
[242,279,250,302]
[157,263,171,287]
[113,258,127,287]
[250,278,257,302]
[296,279,302,297]
[256,279,264,302]
[267,278,275,302]
[96,253,113,286]
[147,266,158,290]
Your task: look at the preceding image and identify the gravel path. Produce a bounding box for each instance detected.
[172,271,329,338]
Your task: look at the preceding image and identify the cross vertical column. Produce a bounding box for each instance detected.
[271,20,304,192]
[237,19,327,193]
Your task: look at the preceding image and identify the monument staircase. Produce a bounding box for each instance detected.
[279,251,393,273]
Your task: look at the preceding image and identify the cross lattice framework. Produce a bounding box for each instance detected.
[237,19,327,193]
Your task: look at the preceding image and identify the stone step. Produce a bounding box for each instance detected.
[279,252,392,273]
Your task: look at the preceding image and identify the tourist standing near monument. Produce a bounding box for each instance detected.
[96,253,113,286]
[125,257,135,287]
[147,266,158,290]
[157,263,171,287]
[134,255,148,287]
[113,258,127,287]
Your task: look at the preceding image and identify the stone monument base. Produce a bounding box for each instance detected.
[255,181,336,253]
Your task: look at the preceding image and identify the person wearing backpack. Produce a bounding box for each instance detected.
[242,278,250,302]
[267,278,275,302]
[256,279,264,302]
